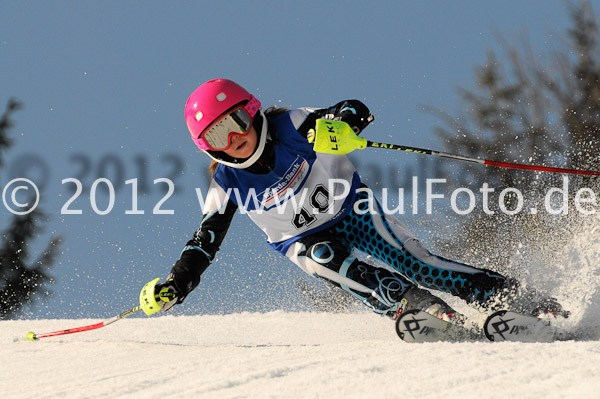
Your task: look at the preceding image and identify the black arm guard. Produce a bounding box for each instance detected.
[170,198,238,298]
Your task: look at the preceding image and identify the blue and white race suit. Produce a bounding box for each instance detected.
[170,102,507,315]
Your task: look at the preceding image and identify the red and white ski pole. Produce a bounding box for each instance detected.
[364,140,600,176]
[25,306,141,341]
[311,119,600,176]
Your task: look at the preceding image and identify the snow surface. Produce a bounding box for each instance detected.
[3,311,600,399]
[5,203,600,399]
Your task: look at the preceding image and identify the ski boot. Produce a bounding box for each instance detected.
[521,294,570,318]
[390,286,466,326]
[490,278,570,318]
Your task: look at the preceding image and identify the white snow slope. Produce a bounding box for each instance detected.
[3,311,600,399]
[5,217,600,399]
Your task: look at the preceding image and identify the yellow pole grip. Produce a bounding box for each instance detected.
[312,119,367,155]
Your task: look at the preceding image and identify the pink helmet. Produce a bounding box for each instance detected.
[184,79,267,169]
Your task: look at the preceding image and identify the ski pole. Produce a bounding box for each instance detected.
[364,141,600,176]
[310,119,600,177]
[25,306,141,341]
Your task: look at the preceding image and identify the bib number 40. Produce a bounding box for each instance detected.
[291,185,331,229]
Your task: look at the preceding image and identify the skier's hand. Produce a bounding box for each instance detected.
[332,100,374,135]
[139,276,182,316]
[155,278,180,310]
[308,119,367,155]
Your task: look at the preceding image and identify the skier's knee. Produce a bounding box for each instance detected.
[308,241,335,264]
[305,241,350,273]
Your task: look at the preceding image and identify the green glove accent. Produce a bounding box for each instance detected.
[139,277,161,315]
[158,285,177,303]
[312,119,367,155]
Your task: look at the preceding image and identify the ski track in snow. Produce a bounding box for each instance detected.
[3,312,600,399]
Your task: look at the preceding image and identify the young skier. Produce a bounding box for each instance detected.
[139,78,567,322]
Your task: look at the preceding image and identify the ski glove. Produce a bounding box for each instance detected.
[331,100,374,134]
[297,99,374,140]
[139,275,184,315]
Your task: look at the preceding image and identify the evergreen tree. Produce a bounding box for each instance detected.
[431,2,600,275]
[0,99,62,319]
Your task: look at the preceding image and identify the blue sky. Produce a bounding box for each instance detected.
[1,2,577,318]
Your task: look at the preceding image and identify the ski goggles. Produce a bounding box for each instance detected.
[194,100,260,151]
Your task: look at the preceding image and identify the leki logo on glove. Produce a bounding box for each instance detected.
[159,286,176,302]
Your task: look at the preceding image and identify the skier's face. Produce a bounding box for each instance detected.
[223,125,258,159]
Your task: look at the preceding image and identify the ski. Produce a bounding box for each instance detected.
[395,309,482,343]
[396,309,566,343]
[483,310,556,342]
